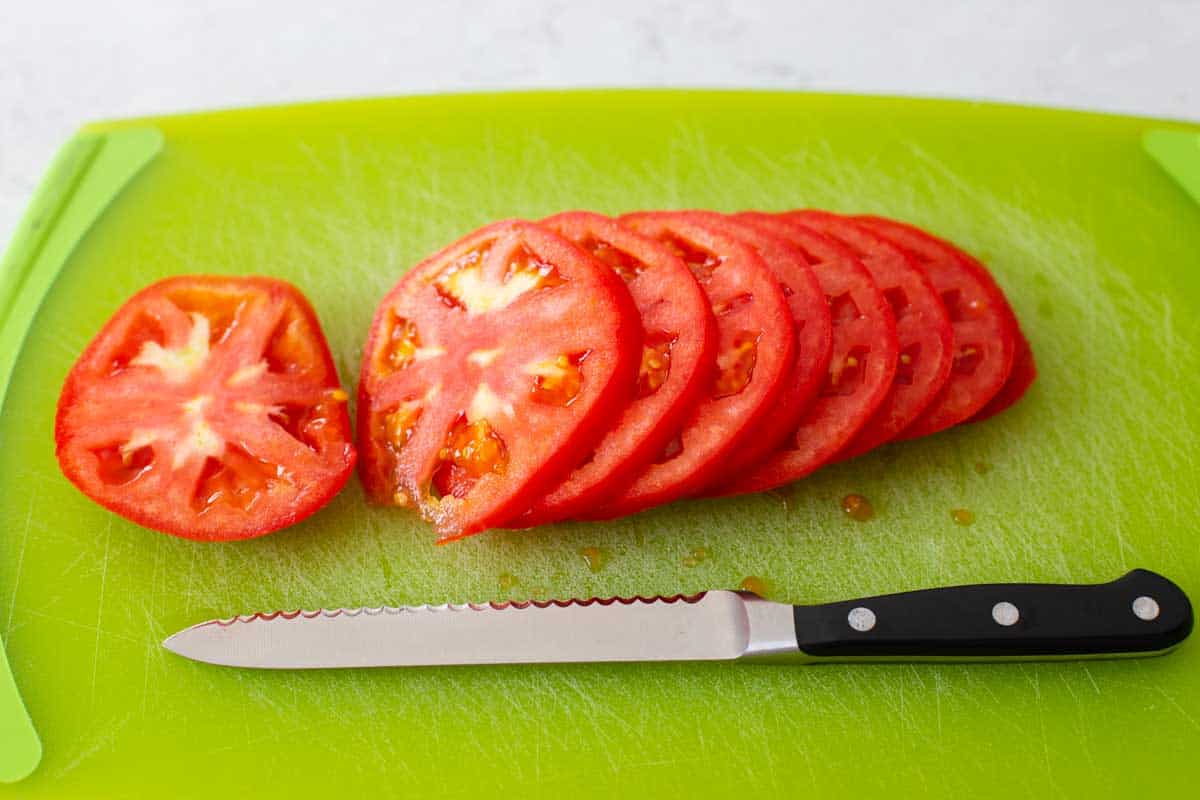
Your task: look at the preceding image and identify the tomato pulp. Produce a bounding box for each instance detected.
[511,211,717,525]
[684,211,832,481]
[714,213,898,495]
[853,216,1019,437]
[788,210,953,459]
[55,276,356,541]
[589,211,795,517]
[357,220,641,540]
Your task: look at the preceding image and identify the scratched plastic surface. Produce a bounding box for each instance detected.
[1,92,1199,798]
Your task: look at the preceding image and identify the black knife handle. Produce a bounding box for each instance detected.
[792,570,1192,660]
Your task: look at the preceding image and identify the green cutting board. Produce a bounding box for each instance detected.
[1,91,1198,798]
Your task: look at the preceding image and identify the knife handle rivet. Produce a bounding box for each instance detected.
[1132,596,1160,621]
[992,601,1020,627]
[847,607,876,632]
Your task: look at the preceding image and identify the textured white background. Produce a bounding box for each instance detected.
[1,0,1198,242]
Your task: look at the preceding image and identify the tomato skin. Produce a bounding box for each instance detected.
[587,211,795,518]
[787,210,954,459]
[357,220,641,540]
[509,212,717,526]
[853,216,1019,438]
[55,276,356,542]
[969,328,1036,422]
[711,213,898,496]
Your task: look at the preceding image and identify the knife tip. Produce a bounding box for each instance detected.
[161,629,189,657]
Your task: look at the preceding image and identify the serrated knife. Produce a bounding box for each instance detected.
[163,569,1192,668]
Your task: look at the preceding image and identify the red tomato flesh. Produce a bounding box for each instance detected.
[55,276,356,541]
[508,212,717,526]
[713,213,898,496]
[788,210,954,458]
[587,211,795,517]
[970,328,1036,422]
[683,212,833,480]
[357,220,641,540]
[853,216,1018,438]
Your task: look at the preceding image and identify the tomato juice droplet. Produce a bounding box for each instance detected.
[498,572,519,590]
[973,461,993,475]
[579,546,608,573]
[739,575,769,596]
[841,493,874,521]
[951,508,975,526]
[682,546,710,568]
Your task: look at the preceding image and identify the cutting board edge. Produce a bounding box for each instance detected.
[78,88,1200,138]
[0,124,162,784]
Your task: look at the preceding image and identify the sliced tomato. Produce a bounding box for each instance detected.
[682,212,832,482]
[506,212,717,526]
[712,213,898,496]
[357,220,641,540]
[970,328,1036,422]
[587,211,795,517]
[55,275,356,541]
[787,210,953,458]
[853,216,1018,438]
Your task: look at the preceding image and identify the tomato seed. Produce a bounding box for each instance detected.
[530,352,587,406]
[383,314,421,373]
[638,333,677,398]
[713,331,759,398]
[441,417,508,478]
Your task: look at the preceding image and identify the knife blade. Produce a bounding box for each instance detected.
[163,569,1192,669]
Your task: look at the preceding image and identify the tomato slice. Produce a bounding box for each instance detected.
[506,212,717,526]
[586,211,795,517]
[712,213,898,496]
[357,220,641,540]
[853,216,1018,438]
[55,276,356,541]
[682,212,832,481]
[969,327,1036,423]
[787,210,954,458]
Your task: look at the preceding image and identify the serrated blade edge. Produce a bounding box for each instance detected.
[163,591,759,668]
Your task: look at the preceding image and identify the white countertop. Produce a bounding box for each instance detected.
[2,0,1197,242]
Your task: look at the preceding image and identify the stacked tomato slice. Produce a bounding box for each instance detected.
[358,211,1035,539]
[56,211,1034,543]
